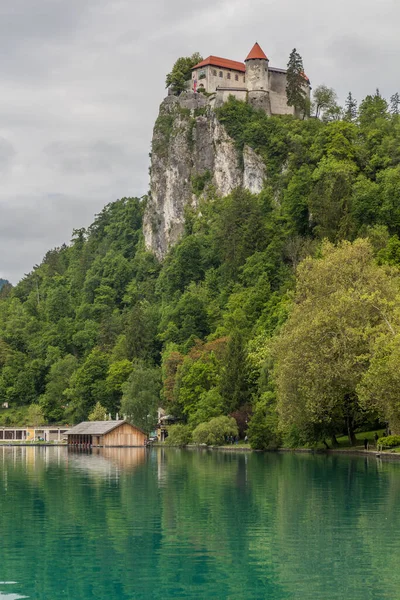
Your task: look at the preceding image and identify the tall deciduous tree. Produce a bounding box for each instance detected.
[312,85,338,119]
[273,239,398,445]
[357,330,400,434]
[286,48,307,114]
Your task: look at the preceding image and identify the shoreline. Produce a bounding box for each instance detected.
[156,443,400,460]
[0,442,67,447]
[1,442,399,460]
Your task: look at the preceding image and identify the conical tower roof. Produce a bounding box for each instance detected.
[245,42,268,61]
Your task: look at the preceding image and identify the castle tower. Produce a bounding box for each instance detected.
[245,42,271,114]
[245,42,269,91]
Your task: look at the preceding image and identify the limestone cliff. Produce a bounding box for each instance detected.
[143,92,266,259]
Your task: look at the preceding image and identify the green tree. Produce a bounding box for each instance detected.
[65,349,109,422]
[248,392,281,450]
[344,92,358,122]
[359,92,389,129]
[165,53,203,95]
[312,85,338,119]
[88,401,108,421]
[309,156,357,240]
[40,354,78,422]
[175,350,221,424]
[26,403,46,427]
[273,239,398,445]
[286,48,307,114]
[390,92,400,115]
[219,331,251,413]
[105,359,133,408]
[120,361,161,433]
[357,328,400,433]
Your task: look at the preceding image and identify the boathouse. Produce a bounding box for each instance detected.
[0,426,69,442]
[66,420,147,447]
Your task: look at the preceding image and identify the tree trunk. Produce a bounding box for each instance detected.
[331,434,339,447]
[346,417,357,446]
[322,439,330,450]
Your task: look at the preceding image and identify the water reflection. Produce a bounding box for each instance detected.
[0,448,399,599]
[67,447,147,475]
[0,582,27,600]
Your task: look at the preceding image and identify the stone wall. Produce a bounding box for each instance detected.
[245,58,269,92]
[192,65,246,94]
[270,91,294,116]
[269,70,287,94]
[214,88,247,109]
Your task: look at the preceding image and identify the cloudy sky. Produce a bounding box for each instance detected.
[1,0,399,283]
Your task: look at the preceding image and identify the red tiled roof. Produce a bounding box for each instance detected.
[301,72,310,83]
[245,42,268,61]
[192,56,245,73]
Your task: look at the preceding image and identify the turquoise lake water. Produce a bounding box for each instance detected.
[0,447,399,600]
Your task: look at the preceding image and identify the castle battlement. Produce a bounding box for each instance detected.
[191,42,310,116]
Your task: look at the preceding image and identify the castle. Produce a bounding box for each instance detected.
[190,42,311,116]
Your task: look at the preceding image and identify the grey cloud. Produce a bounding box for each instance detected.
[1,0,400,283]
[43,140,131,174]
[0,138,16,173]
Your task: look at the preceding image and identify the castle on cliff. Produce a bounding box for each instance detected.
[190,42,310,116]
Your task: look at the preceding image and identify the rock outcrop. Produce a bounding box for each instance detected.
[143,92,266,259]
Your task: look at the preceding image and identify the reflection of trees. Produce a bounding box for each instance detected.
[0,448,399,599]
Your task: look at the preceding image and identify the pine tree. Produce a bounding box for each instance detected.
[286,48,306,114]
[344,92,358,122]
[390,92,400,115]
[219,331,251,413]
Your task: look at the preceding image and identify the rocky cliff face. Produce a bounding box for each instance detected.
[143,92,266,260]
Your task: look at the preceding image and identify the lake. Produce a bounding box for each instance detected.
[0,447,399,600]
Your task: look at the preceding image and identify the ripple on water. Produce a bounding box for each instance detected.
[0,583,28,600]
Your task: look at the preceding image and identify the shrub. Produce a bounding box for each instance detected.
[192,416,238,446]
[191,171,212,196]
[377,435,400,448]
[165,424,192,446]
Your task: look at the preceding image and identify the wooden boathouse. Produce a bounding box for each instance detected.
[66,420,147,448]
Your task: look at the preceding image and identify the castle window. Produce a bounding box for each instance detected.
[213,69,217,76]
[199,70,206,80]
[227,72,231,79]
[243,76,245,83]
[235,74,239,81]
[219,71,223,77]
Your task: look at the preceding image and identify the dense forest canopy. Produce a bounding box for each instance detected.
[1,89,400,447]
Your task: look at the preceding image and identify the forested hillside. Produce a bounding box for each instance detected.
[1,90,400,447]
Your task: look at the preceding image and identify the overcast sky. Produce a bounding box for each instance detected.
[1,0,399,283]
